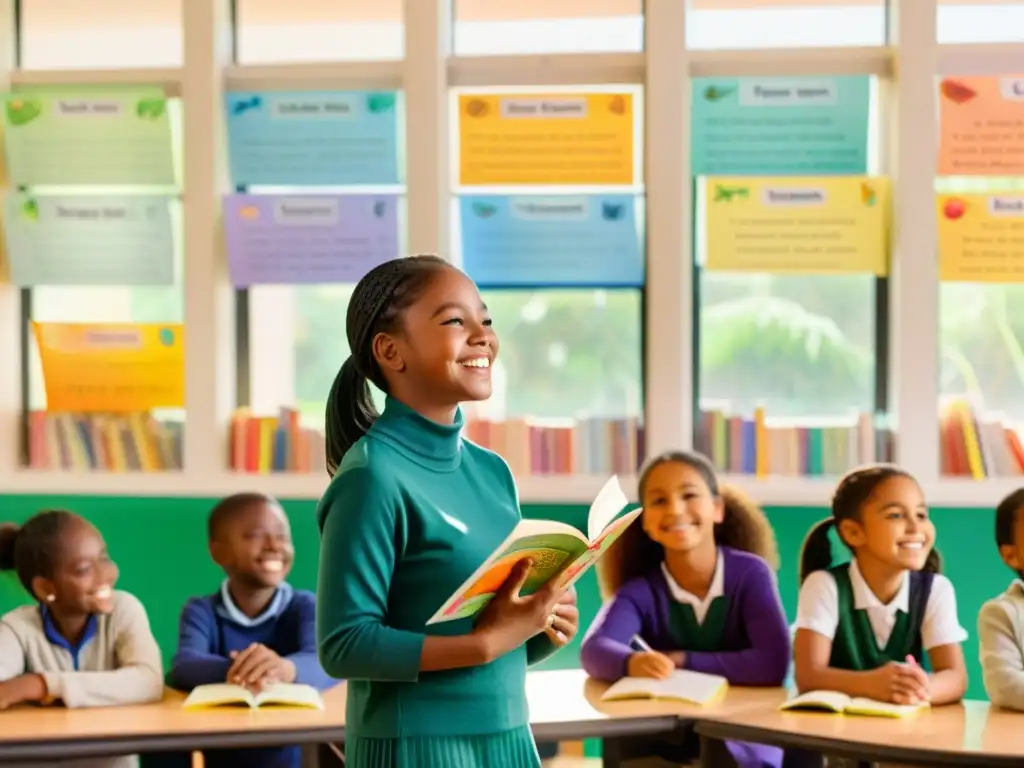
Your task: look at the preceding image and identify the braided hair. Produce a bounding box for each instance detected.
[798,464,942,584]
[326,254,451,476]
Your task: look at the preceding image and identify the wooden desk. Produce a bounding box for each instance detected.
[696,699,1024,767]
[0,686,347,762]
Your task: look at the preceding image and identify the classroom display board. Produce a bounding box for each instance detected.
[457,91,635,186]
[3,88,176,186]
[4,193,176,286]
[224,90,401,186]
[458,194,643,287]
[938,76,1024,177]
[222,193,401,286]
[703,176,889,275]
[691,75,871,176]
[937,193,1024,282]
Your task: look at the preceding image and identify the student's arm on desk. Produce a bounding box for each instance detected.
[0,622,46,709]
[978,599,1024,710]
[317,467,490,681]
[579,592,643,681]
[920,574,968,705]
[286,591,337,690]
[684,559,791,686]
[168,598,232,690]
[44,592,164,708]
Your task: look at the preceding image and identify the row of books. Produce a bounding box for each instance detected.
[940,399,1024,478]
[229,407,327,474]
[695,407,892,477]
[25,410,183,471]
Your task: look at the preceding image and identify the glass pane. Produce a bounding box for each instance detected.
[938,1,1024,44]
[21,0,182,69]
[236,0,403,63]
[686,0,887,50]
[453,0,643,55]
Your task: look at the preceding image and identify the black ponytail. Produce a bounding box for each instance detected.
[325,254,451,476]
[798,518,835,584]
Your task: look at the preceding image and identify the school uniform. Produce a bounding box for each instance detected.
[978,579,1024,710]
[0,590,164,768]
[795,560,968,669]
[581,546,791,768]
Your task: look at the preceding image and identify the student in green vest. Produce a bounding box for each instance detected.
[793,465,968,707]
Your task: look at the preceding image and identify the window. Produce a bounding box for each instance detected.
[21,0,182,69]
[452,0,643,55]
[937,1,1024,44]
[685,0,887,50]
[235,0,403,63]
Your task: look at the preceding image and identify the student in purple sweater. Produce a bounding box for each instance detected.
[581,450,790,768]
[166,493,336,768]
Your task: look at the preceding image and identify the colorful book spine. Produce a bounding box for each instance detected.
[463,416,644,477]
[26,411,183,471]
[229,407,326,474]
[940,399,1024,479]
[695,408,892,477]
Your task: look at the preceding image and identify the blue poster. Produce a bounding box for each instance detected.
[459,194,644,288]
[691,75,871,175]
[224,90,401,187]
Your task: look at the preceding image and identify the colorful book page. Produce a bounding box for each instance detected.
[703,176,889,275]
[458,92,634,186]
[938,76,1024,176]
[691,76,871,175]
[4,194,175,286]
[222,193,400,286]
[459,194,643,287]
[224,91,401,186]
[33,322,184,412]
[937,193,1024,282]
[3,89,175,186]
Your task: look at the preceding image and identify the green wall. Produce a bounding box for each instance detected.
[0,497,1005,702]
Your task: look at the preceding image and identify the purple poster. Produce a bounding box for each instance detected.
[222,193,400,286]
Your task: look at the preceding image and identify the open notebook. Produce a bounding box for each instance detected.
[601,670,729,706]
[780,690,927,719]
[182,683,325,711]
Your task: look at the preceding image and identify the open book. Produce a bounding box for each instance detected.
[427,476,640,624]
[182,683,325,711]
[780,690,927,719]
[601,670,729,706]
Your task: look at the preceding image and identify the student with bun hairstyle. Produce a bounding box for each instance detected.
[581,450,790,768]
[0,511,163,768]
[793,465,967,707]
[315,255,579,768]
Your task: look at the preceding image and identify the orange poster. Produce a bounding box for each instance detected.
[938,76,1024,176]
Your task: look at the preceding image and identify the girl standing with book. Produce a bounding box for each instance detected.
[316,255,579,768]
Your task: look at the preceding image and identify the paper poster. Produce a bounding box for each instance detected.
[5,194,175,286]
[225,91,401,186]
[938,76,1024,176]
[937,193,1024,282]
[33,322,185,412]
[222,193,400,286]
[3,89,176,186]
[458,92,634,186]
[459,194,643,287]
[703,176,889,275]
[691,76,871,175]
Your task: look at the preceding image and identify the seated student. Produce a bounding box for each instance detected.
[0,510,164,768]
[166,492,335,768]
[978,488,1024,710]
[794,465,968,708]
[581,450,790,768]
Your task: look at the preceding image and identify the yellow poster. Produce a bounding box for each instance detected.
[458,92,634,186]
[704,176,889,275]
[33,322,184,412]
[938,193,1024,282]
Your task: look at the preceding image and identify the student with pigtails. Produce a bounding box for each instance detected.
[793,464,968,708]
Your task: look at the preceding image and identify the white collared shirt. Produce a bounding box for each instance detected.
[660,548,725,625]
[795,559,968,651]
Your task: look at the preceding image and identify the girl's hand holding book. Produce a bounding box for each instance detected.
[473,558,566,661]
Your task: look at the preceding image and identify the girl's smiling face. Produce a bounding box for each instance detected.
[839,475,935,572]
[640,460,723,554]
[34,517,119,616]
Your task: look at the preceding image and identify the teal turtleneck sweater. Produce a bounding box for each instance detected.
[316,396,558,741]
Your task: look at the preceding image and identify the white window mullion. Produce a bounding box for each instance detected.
[0,0,18,479]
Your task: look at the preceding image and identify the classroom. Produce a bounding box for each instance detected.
[3,0,1024,766]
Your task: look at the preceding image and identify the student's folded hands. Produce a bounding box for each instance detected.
[0,673,47,710]
[869,658,930,706]
[227,643,296,690]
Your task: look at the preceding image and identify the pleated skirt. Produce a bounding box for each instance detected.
[344,725,542,768]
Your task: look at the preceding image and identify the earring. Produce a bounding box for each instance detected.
[45,594,55,603]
